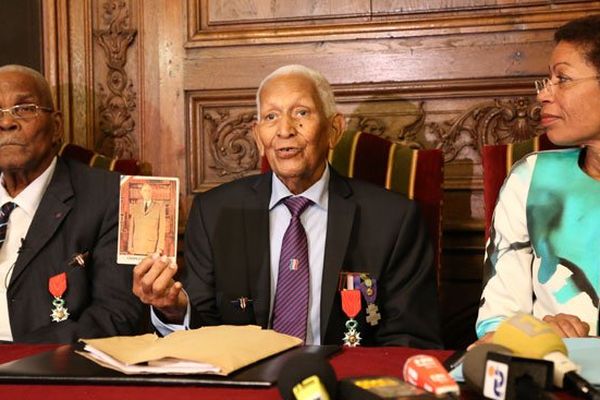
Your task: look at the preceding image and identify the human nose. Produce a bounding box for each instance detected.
[0,110,18,131]
[277,114,297,137]
[536,86,553,103]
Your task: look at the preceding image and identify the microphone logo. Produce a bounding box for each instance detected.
[483,360,508,400]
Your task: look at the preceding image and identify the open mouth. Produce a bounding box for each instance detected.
[276,147,302,157]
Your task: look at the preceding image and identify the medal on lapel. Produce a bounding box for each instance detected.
[359,274,381,326]
[49,272,69,322]
[341,274,362,347]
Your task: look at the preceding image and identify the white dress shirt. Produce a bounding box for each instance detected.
[0,157,57,341]
[153,165,330,345]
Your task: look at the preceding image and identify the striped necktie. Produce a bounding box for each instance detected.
[272,196,313,342]
[0,202,17,249]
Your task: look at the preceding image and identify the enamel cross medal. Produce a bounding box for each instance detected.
[341,274,362,347]
[49,272,69,322]
[360,274,381,326]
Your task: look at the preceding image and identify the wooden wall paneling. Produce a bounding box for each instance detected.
[206,0,370,23]
[183,29,556,91]
[137,0,187,222]
[92,0,140,159]
[187,0,600,47]
[373,0,567,14]
[42,0,141,155]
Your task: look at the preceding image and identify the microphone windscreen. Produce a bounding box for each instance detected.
[463,343,512,391]
[277,352,337,400]
[493,313,567,359]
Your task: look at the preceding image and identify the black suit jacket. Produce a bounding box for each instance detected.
[6,157,144,343]
[182,168,441,348]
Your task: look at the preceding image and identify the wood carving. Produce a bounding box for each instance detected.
[346,101,426,149]
[94,0,138,159]
[427,97,544,162]
[203,109,259,177]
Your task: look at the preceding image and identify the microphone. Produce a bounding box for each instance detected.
[340,354,458,399]
[277,352,337,400]
[402,354,460,396]
[493,313,600,400]
[463,343,555,400]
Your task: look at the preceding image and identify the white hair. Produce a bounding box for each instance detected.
[0,64,54,108]
[255,65,337,120]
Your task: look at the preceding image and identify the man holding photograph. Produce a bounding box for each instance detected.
[133,65,441,348]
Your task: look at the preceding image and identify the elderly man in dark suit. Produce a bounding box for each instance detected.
[133,65,441,348]
[0,65,143,343]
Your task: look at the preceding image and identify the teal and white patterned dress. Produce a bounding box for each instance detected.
[476,148,600,337]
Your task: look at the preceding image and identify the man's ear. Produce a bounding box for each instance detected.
[50,110,64,146]
[328,113,346,149]
[252,121,265,156]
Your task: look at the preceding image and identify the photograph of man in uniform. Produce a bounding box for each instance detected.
[118,176,178,265]
[128,183,166,256]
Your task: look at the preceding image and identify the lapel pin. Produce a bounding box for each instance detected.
[68,251,89,268]
[231,297,253,310]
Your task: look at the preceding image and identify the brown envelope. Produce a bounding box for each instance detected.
[79,325,303,375]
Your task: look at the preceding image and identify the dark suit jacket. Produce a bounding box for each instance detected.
[182,168,442,348]
[7,157,144,343]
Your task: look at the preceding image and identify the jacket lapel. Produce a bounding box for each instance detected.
[320,169,356,339]
[244,173,272,328]
[9,158,73,286]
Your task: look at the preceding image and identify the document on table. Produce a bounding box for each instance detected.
[78,325,302,375]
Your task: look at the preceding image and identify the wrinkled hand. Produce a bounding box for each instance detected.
[132,253,188,323]
[467,331,494,350]
[543,313,590,338]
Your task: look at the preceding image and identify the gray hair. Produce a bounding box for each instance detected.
[256,65,337,120]
[0,64,55,109]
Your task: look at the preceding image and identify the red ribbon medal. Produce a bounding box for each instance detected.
[49,272,69,322]
[341,289,361,318]
[340,284,362,347]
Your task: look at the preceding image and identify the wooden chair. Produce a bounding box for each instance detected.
[261,130,444,281]
[482,133,568,239]
[58,143,150,175]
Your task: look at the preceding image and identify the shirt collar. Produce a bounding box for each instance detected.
[269,163,330,211]
[0,156,58,217]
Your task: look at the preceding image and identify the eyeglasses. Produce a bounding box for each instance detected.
[0,104,53,120]
[534,76,600,95]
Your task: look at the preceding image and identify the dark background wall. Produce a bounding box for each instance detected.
[0,0,42,71]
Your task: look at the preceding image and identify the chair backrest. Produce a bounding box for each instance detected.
[482,133,568,239]
[261,130,444,280]
[58,143,150,175]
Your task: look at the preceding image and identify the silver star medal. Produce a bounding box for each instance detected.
[51,297,69,322]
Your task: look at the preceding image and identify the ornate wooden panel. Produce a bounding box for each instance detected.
[187,0,597,47]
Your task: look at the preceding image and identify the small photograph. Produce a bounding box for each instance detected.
[117,176,179,265]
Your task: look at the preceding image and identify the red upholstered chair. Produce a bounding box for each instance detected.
[58,143,150,175]
[482,133,568,240]
[261,130,444,281]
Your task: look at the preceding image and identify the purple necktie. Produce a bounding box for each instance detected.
[272,196,313,342]
[0,202,16,249]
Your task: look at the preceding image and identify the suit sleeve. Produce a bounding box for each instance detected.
[374,200,443,349]
[180,194,222,328]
